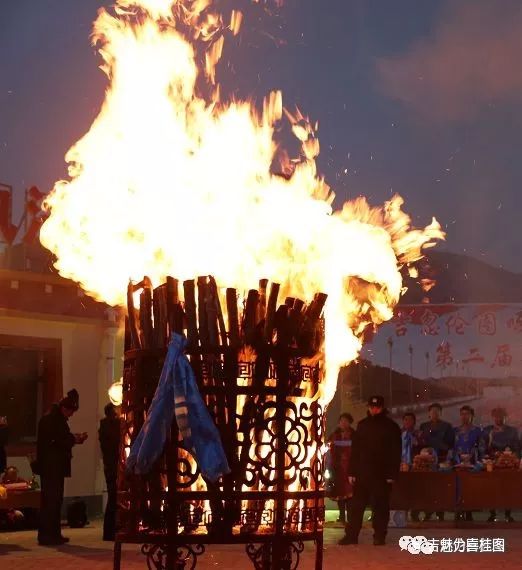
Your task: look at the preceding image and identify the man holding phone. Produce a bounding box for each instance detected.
[36,389,88,546]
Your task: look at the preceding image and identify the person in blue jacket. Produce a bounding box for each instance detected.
[451,405,485,464]
[450,405,485,522]
[483,407,519,522]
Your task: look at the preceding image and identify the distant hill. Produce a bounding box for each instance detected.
[341,360,468,408]
[401,250,522,304]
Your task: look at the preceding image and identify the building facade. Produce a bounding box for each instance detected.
[0,245,123,512]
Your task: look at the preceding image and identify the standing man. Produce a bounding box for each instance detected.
[401,412,421,466]
[452,405,484,522]
[99,403,121,540]
[401,412,422,522]
[419,403,455,461]
[483,407,519,522]
[36,389,87,546]
[452,405,484,464]
[419,403,455,522]
[339,395,402,546]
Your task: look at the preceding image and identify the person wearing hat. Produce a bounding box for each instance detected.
[36,389,88,545]
[339,395,402,546]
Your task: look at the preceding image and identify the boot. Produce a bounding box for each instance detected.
[337,500,346,523]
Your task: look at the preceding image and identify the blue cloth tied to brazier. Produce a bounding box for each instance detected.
[126,334,230,482]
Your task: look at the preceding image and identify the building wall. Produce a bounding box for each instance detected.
[0,312,122,500]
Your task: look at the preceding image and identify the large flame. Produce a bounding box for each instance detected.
[40,0,443,406]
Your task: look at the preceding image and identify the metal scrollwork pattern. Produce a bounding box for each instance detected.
[173,448,200,489]
[245,543,271,570]
[118,347,325,569]
[141,544,165,570]
[245,398,324,495]
[245,541,305,570]
[141,543,205,570]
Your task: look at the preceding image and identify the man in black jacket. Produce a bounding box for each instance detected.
[98,403,121,541]
[339,395,402,546]
[36,389,88,545]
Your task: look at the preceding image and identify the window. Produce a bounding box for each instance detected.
[0,348,43,443]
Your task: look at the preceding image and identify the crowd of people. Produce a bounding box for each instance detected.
[0,389,121,545]
[327,397,521,546]
[2,389,520,548]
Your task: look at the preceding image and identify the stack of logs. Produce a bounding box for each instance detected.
[122,275,327,536]
[126,276,326,361]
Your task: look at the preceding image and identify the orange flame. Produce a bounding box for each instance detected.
[40,0,444,407]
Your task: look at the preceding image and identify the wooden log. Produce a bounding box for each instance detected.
[152,284,168,349]
[263,282,280,343]
[166,276,179,304]
[274,304,292,348]
[298,292,328,355]
[126,281,141,349]
[205,283,220,350]
[288,298,305,345]
[183,279,198,350]
[243,289,260,346]
[197,276,210,350]
[139,278,154,349]
[166,277,180,339]
[226,289,240,349]
[302,293,328,330]
[258,278,268,323]
[209,277,228,348]
[173,302,185,335]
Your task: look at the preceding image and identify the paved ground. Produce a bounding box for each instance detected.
[1,518,521,569]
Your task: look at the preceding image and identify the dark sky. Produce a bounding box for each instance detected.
[1,0,521,271]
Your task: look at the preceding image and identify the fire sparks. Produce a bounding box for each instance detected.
[40,0,443,407]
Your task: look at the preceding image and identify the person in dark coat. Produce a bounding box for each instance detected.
[339,395,402,546]
[36,389,87,545]
[98,403,121,541]
[418,402,454,522]
[326,413,355,524]
[0,416,8,475]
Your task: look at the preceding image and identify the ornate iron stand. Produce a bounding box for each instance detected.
[114,341,325,570]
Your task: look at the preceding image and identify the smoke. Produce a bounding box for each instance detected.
[376,0,522,122]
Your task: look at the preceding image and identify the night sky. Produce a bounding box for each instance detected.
[1,0,521,271]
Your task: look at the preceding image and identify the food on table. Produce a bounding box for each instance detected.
[412,448,437,472]
[494,450,519,470]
